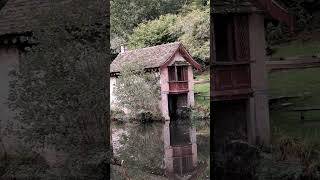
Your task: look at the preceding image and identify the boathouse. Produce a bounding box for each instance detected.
[110,42,201,120]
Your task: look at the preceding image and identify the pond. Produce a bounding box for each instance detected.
[111,119,210,180]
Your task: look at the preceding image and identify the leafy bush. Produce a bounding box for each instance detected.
[257,136,320,180]
[190,107,210,130]
[136,110,163,124]
[113,62,161,120]
[111,108,127,123]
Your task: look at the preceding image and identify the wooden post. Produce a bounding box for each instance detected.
[175,64,178,81]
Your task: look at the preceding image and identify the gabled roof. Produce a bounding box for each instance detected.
[110,42,201,73]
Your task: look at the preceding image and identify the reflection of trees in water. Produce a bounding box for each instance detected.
[117,123,164,176]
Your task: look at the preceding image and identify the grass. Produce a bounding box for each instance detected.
[194,82,209,95]
[194,71,210,81]
[272,40,320,58]
[268,67,320,143]
[194,75,210,110]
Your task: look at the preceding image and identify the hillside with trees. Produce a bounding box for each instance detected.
[111,0,210,66]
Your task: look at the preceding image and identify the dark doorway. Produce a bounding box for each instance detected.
[168,93,188,119]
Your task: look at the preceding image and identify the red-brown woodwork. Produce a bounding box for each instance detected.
[213,65,251,91]
[214,15,234,62]
[212,14,251,100]
[169,81,189,92]
[234,15,250,62]
[256,0,294,31]
[172,145,194,174]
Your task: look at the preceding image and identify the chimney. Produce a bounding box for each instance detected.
[120,44,128,53]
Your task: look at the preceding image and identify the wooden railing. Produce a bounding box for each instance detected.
[212,65,251,91]
[169,81,189,92]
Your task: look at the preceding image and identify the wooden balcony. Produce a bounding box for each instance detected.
[169,81,189,93]
[212,64,252,100]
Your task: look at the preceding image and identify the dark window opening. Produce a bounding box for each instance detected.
[214,14,234,62]
[214,14,250,62]
[177,66,187,81]
[168,65,188,82]
[168,66,176,81]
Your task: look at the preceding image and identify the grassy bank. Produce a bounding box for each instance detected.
[269,67,320,143]
[272,40,320,58]
[194,71,210,110]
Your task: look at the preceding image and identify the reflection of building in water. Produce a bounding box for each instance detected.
[163,121,197,179]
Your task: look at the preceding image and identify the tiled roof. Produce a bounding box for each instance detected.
[110,42,182,73]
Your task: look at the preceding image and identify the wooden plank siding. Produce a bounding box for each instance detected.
[212,14,252,101]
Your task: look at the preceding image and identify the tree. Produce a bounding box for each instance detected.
[8,0,109,178]
[173,7,210,66]
[111,0,189,39]
[128,15,179,49]
[128,4,210,66]
[113,63,161,119]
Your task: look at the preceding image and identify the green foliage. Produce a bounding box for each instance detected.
[271,40,320,58]
[7,0,109,178]
[136,110,162,124]
[266,23,291,45]
[173,8,210,65]
[266,0,320,46]
[128,5,209,66]
[257,136,320,180]
[269,68,320,141]
[113,63,161,119]
[128,15,179,49]
[215,137,320,179]
[111,0,188,39]
[190,107,209,130]
[111,108,127,123]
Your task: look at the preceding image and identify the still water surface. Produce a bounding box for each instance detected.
[111,120,209,180]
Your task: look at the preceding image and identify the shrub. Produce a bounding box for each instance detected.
[111,108,127,123]
[113,62,161,120]
[136,110,163,124]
